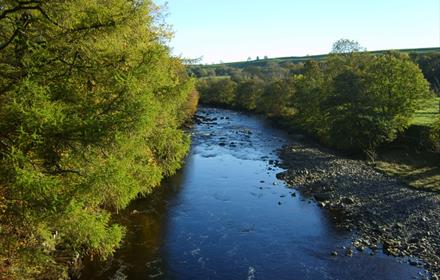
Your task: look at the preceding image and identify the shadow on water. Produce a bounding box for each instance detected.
[80,107,427,280]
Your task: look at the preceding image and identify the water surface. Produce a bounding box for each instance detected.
[81,107,425,280]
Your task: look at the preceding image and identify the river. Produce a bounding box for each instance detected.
[80,107,425,280]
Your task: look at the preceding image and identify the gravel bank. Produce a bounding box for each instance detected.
[276,137,440,278]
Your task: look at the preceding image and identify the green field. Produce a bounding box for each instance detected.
[411,97,440,126]
[202,47,440,69]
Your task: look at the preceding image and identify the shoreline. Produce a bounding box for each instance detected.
[275,136,440,278]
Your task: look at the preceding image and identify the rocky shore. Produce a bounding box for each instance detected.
[276,138,440,278]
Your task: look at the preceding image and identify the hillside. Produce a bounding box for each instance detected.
[201,47,440,69]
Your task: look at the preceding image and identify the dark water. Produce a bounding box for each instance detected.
[81,107,426,280]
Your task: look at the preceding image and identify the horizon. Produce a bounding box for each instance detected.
[156,0,440,64]
[201,46,440,66]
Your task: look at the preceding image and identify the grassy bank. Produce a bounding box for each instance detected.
[375,97,440,192]
[374,97,440,192]
[411,97,440,126]
[375,148,440,192]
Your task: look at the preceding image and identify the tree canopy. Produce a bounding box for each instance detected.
[198,51,431,156]
[0,0,196,278]
[331,39,366,54]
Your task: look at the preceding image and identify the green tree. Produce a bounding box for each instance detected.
[258,78,296,116]
[235,79,264,111]
[293,60,329,137]
[0,1,195,278]
[323,52,430,155]
[331,39,366,54]
[412,53,440,94]
[198,78,237,106]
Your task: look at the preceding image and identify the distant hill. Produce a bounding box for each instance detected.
[202,47,440,69]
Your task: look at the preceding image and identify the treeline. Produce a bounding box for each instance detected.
[191,51,440,94]
[411,53,440,94]
[0,1,197,279]
[198,51,439,157]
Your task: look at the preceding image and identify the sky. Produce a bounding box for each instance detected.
[155,0,440,64]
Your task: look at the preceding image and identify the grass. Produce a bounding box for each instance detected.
[204,47,440,69]
[375,148,440,192]
[375,97,440,192]
[411,97,440,126]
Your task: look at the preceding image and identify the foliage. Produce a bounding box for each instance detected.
[197,78,237,106]
[235,79,264,111]
[300,52,430,154]
[257,78,296,116]
[197,51,431,156]
[429,118,440,152]
[0,0,195,279]
[411,53,440,94]
[331,39,366,54]
[292,60,328,137]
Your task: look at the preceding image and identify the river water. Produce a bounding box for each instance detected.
[80,107,425,280]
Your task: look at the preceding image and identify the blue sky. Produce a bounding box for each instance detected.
[155,0,440,64]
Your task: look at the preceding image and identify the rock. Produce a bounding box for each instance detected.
[341,197,355,204]
[356,246,365,252]
[276,172,286,180]
[346,249,353,257]
[219,142,226,146]
[314,193,333,202]
[331,251,338,256]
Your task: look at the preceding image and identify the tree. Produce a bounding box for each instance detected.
[0,1,195,278]
[293,60,328,137]
[331,39,366,54]
[323,52,430,155]
[411,53,440,94]
[198,78,237,106]
[243,65,263,79]
[235,79,264,111]
[258,78,296,116]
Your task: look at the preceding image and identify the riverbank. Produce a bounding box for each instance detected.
[275,137,440,278]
